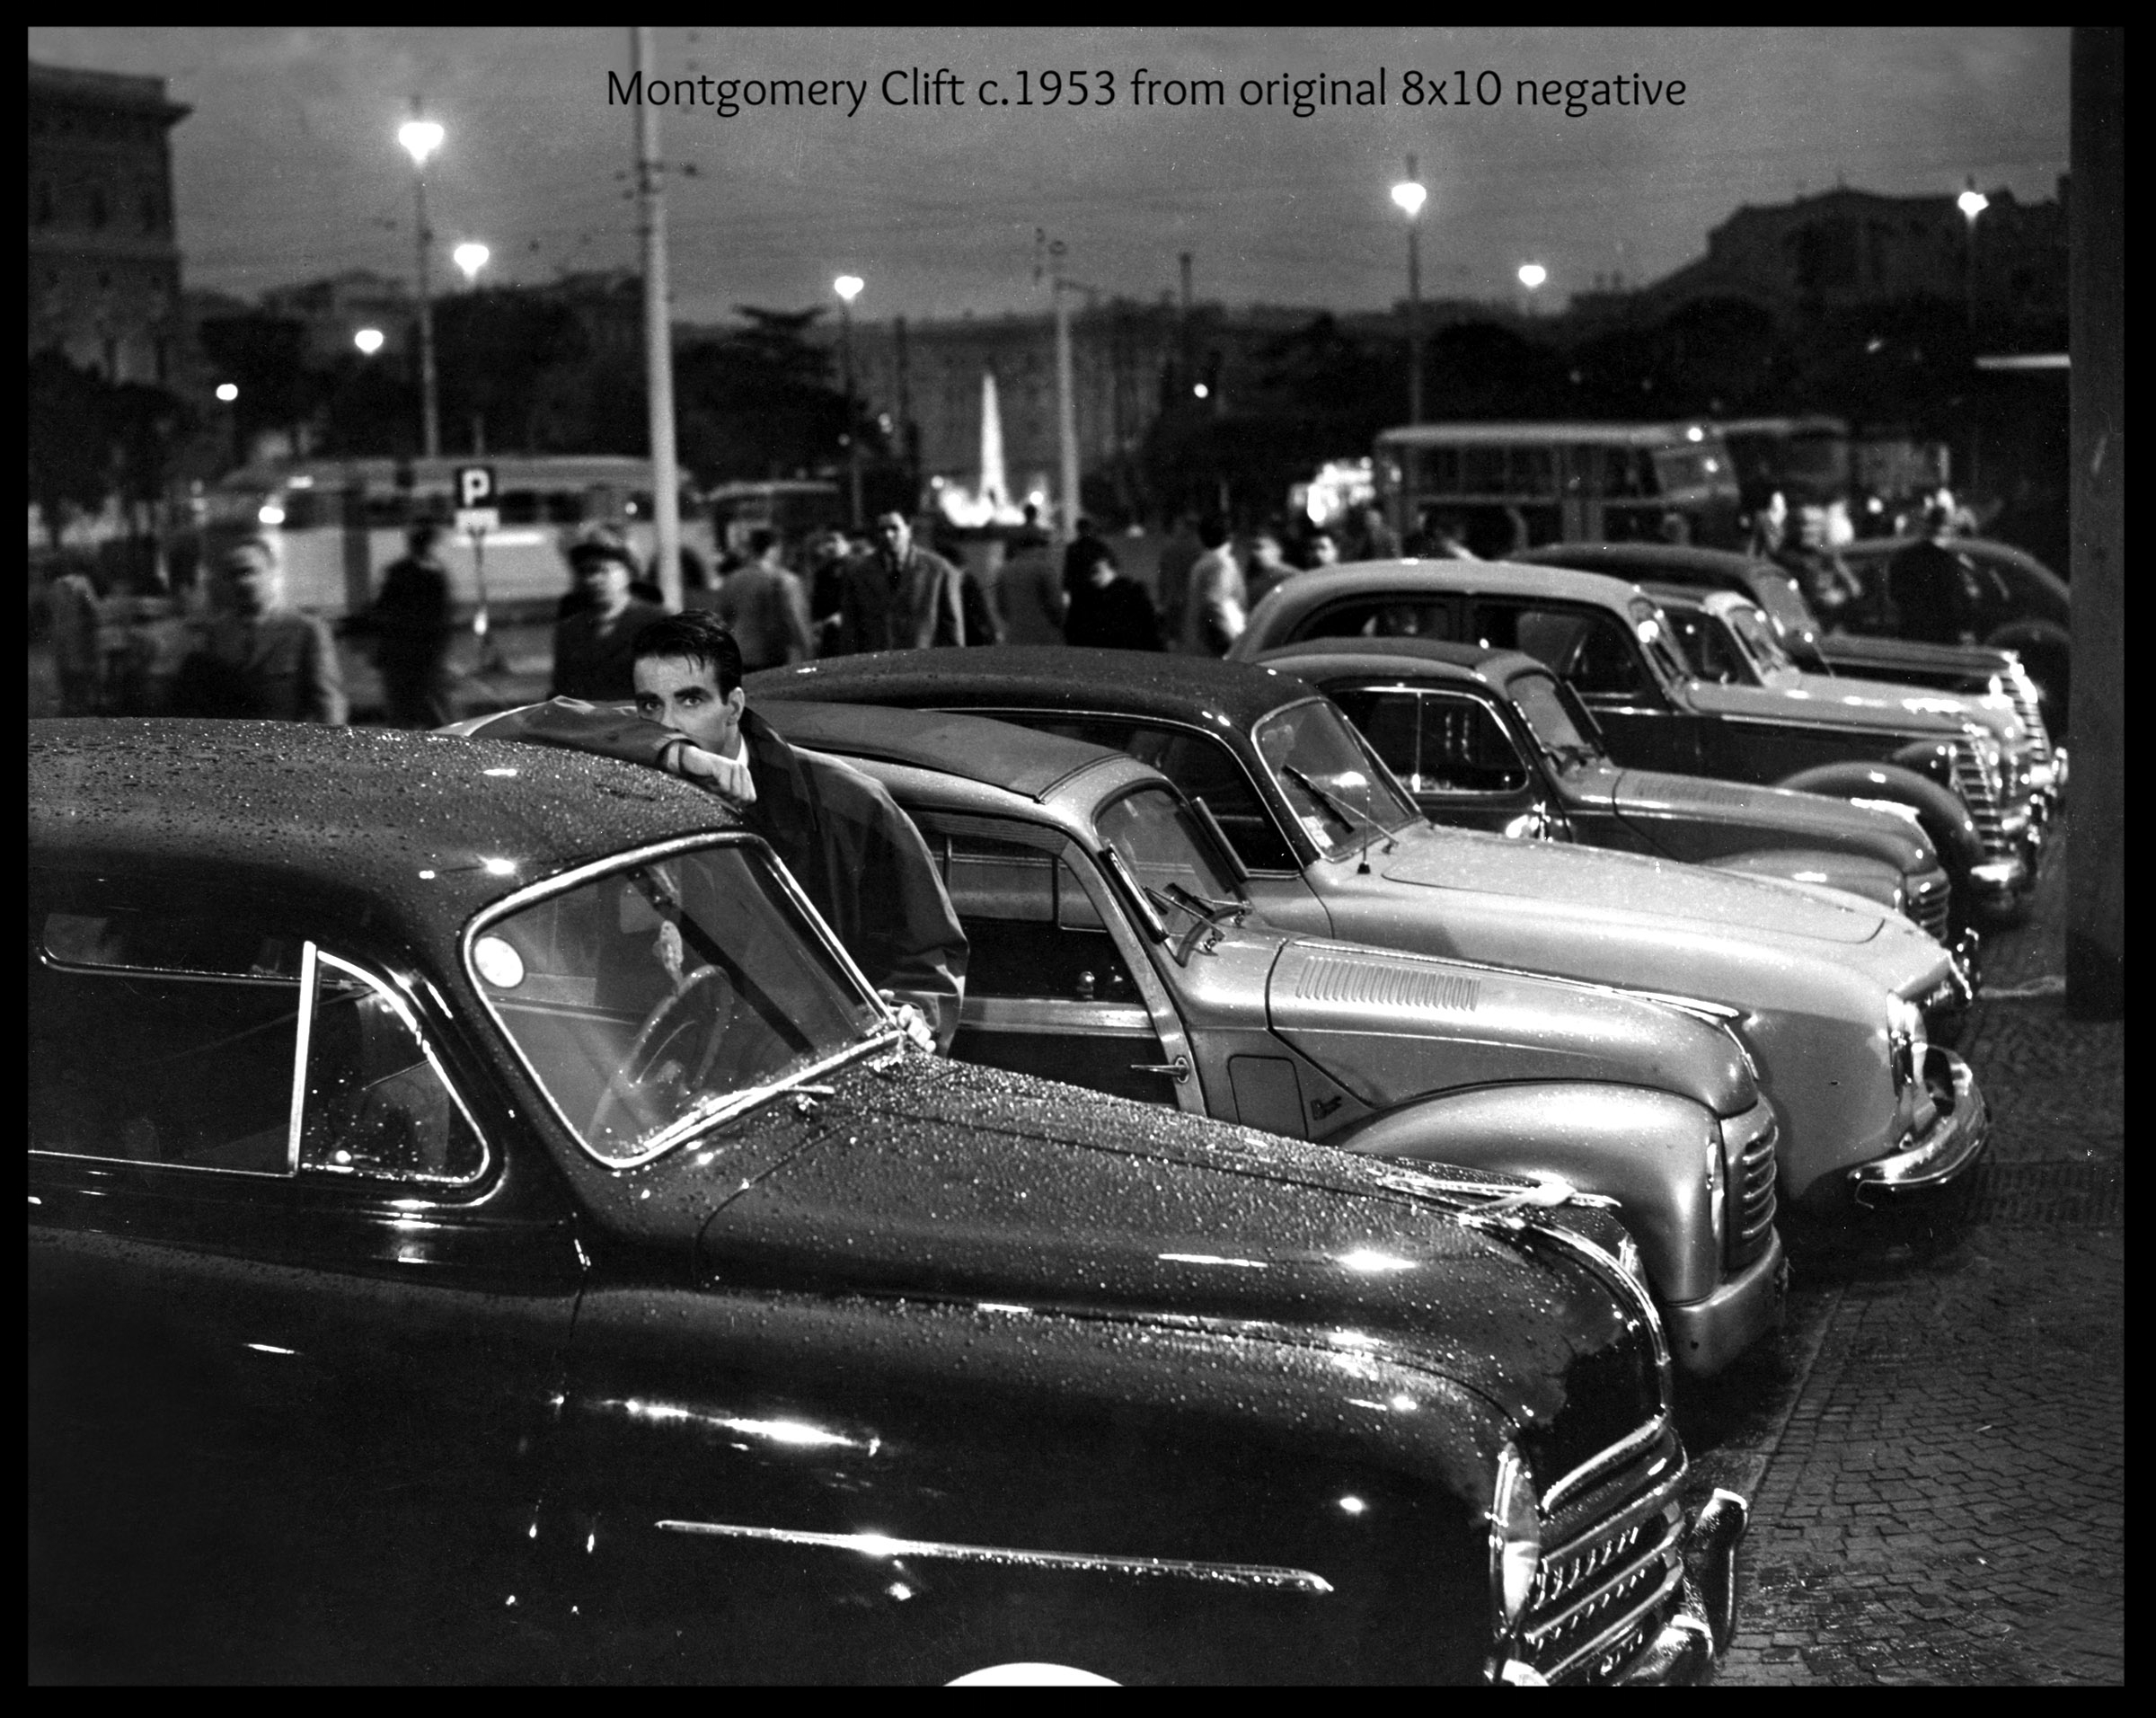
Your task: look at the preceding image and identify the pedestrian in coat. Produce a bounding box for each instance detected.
[1180,517,1247,657]
[369,522,455,728]
[994,514,1065,645]
[47,558,104,716]
[552,540,665,701]
[831,512,966,653]
[715,529,815,671]
[172,539,348,724]
[1063,542,1162,651]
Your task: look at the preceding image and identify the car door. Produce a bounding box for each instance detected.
[910,811,1197,1110]
[1469,597,1706,774]
[28,876,584,1681]
[1325,683,1556,837]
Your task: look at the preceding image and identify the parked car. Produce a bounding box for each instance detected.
[30,717,1745,1685]
[751,650,1990,1220]
[755,699,1786,1377]
[1837,536,2072,736]
[1251,636,1965,953]
[1235,561,2035,925]
[1515,541,2067,764]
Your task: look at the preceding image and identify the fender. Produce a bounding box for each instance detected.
[1775,757,1984,877]
[1330,1082,1722,1306]
[1985,619,2072,739]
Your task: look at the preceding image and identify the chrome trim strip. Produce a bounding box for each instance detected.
[960,996,1157,1035]
[1542,1415,1674,1517]
[1541,1558,1686,1683]
[653,1520,1335,1592]
[287,940,318,1174]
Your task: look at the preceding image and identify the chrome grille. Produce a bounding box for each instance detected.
[1520,1421,1688,1685]
[1729,1114,1779,1269]
[1908,874,1952,942]
[1948,734,2014,863]
[2005,668,2054,768]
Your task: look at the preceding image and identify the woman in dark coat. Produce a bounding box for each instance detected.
[1061,541,1162,652]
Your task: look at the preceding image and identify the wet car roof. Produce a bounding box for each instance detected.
[1266,559,1648,616]
[29,718,742,940]
[1513,542,1770,589]
[751,646,1323,731]
[754,698,1124,802]
[1257,637,1546,696]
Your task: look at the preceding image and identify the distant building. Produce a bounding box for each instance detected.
[27,59,190,385]
[1568,182,2068,337]
[259,270,412,364]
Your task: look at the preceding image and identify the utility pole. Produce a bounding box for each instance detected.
[398,99,443,460]
[1042,235,1081,542]
[1402,153,1425,425]
[894,314,917,501]
[632,26,683,611]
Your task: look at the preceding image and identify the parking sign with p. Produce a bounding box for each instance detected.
[454,465,499,536]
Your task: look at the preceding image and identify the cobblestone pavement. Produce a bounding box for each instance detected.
[1702,815,2125,1686]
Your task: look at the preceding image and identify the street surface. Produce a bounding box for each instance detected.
[1679,817,2124,1685]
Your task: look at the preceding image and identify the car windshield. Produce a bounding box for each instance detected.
[469,840,890,1166]
[1252,699,1422,859]
[1723,602,1800,678]
[1632,599,1714,686]
[1509,669,1606,769]
[1095,785,1245,915]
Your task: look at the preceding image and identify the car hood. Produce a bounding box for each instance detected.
[1610,766,1933,872]
[1376,818,1886,945]
[697,1052,1661,1468]
[1683,677,1968,739]
[1818,633,2017,683]
[1767,670,2022,748]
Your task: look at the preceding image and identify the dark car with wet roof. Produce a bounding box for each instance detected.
[754,649,1989,1222]
[30,717,1744,1686]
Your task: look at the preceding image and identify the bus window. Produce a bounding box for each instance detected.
[1300,598,1455,643]
[1506,447,1557,497]
[544,491,582,524]
[499,491,542,526]
[365,491,411,529]
[1461,447,1507,495]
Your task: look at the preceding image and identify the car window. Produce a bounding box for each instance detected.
[1663,606,1749,685]
[923,820,1139,1004]
[1475,601,1652,698]
[1095,784,1244,908]
[300,953,484,1183]
[1295,598,1455,643]
[1723,603,1798,677]
[1360,689,1528,795]
[993,712,1300,874]
[473,841,888,1167]
[31,908,304,1174]
[1508,669,1606,768]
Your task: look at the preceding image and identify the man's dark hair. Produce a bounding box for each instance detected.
[747,527,777,559]
[632,610,745,695]
[1198,516,1229,550]
[407,521,447,555]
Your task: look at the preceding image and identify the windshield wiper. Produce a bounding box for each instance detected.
[1283,765,1398,873]
[1166,881,1248,925]
[1144,883,1231,962]
[1547,741,1601,772]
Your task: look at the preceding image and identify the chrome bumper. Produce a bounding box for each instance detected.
[1613,1489,1750,1685]
[1665,1230,1788,1377]
[1968,851,2030,908]
[1851,1048,1990,1207]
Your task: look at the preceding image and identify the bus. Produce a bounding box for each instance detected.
[197,456,714,619]
[707,480,846,558]
[1373,421,1744,555]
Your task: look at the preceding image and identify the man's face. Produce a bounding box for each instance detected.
[225,550,278,616]
[577,554,632,615]
[634,655,745,756]
[874,514,912,561]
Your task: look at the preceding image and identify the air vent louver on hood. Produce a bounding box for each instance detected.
[1293,952,1481,1014]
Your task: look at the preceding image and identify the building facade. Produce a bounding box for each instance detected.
[28,60,190,385]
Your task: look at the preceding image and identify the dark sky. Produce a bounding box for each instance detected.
[30,26,2071,324]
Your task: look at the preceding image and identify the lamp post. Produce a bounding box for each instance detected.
[1391,159,1427,424]
[353,327,385,357]
[1517,261,1548,318]
[396,112,445,460]
[451,244,491,455]
[834,274,865,529]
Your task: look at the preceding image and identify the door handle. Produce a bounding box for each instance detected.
[1131,1056,1191,1084]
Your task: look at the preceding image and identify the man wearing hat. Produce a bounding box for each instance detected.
[172,538,348,723]
[552,535,666,702]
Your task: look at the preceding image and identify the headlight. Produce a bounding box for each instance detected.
[1489,1442,1542,1639]
[1886,995,1929,1092]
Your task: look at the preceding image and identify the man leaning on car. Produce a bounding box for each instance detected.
[449,611,968,1052]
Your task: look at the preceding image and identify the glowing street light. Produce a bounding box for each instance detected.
[1517,262,1548,291]
[1957,182,1990,224]
[453,243,490,284]
[833,275,865,527]
[353,327,385,357]
[214,382,239,403]
[1957,177,1989,333]
[397,108,445,456]
[1392,160,1427,423]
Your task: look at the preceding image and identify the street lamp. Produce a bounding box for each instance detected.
[397,112,445,460]
[834,274,865,528]
[1391,160,1427,424]
[353,327,385,357]
[214,382,238,403]
[1517,261,1547,319]
[1957,178,1989,336]
[453,242,490,285]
